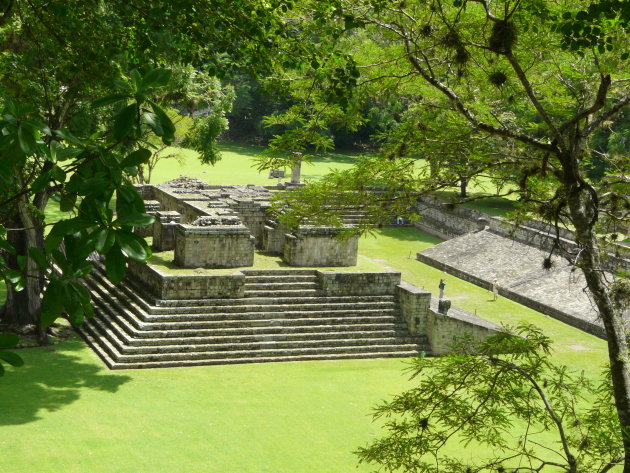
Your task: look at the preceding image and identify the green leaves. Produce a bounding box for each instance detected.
[17,124,37,155]
[121,148,151,168]
[141,69,172,90]
[115,213,155,227]
[149,102,176,144]
[0,333,23,376]
[105,243,126,284]
[113,103,138,141]
[93,93,131,108]
[116,230,151,262]
[41,279,94,328]
[41,279,66,328]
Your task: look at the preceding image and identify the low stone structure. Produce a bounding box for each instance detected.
[128,260,245,299]
[139,177,361,269]
[417,229,630,338]
[173,222,255,269]
[152,211,181,252]
[284,226,359,267]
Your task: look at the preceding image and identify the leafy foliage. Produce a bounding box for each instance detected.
[357,325,622,473]
[0,68,176,329]
[0,333,23,377]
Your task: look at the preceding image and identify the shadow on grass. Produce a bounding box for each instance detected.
[310,151,362,165]
[219,142,266,157]
[0,337,131,426]
[374,227,444,244]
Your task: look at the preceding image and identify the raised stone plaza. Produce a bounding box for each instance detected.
[77,177,500,369]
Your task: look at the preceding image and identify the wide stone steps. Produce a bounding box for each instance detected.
[243,282,319,291]
[244,289,319,298]
[89,286,401,335]
[86,273,397,322]
[242,275,318,284]
[78,265,427,369]
[92,312,414,347]
[80,327,423,370]
[87,294,408,338]
[86,314,418,354]
[83,324,421,364]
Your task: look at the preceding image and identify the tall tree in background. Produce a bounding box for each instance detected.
[0,0,299,342]
[260,0,630,468]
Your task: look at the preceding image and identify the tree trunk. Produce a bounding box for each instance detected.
[0,200,48,344]
[459,176,468,198]
[566,175,630,472]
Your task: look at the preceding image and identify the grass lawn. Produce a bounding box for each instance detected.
[147,143,363,186]
[149,250,390,275]
[0,228,608,473]
[0,144,609,472]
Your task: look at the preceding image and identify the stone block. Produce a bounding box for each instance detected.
[283,226,359,267]
[318,271,401,296]
[173,224,255,268]
[396,282,431,334]
[262,224,286,255]
[426,306,499,355]
[152,211,181,252]
[134,200,162,238]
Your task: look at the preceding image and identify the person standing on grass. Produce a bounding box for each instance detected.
[492,279,499,301]
[438,278,446,299]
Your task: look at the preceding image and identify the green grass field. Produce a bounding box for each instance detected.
[0,227,607,473]
[147,143,516,216]
[146,143,363,186]
[0,144,609,473]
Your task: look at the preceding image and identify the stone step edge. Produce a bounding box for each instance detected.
[79,321,430,370]
[85,315,424,362]
[90,292,404,334]
[89,281,400,325]
[88,303,415,344]
[106,351,429,370]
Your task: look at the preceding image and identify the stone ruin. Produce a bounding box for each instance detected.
[76,176,503,369]
[137,176,360,268]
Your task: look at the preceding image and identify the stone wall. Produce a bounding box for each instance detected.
[134,200,161,238]
[152,211,181,252]
[263,224,286,254]
[318,271,402,296]
[426,304,499,355]
[231,198,270,245]
[396,282,431,334]
[180,200,213,223]
[414,196,629,269]
[394,281,499,353]
[128,260,245,299]
[173,224,255,268]
[284,227,359,266]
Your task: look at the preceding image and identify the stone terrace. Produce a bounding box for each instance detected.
[79,263,432,369]
[418,229,614,337]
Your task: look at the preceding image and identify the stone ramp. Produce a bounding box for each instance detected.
[78,266,429,369]
[417,230,604,337]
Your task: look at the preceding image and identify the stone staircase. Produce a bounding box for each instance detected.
[340,210,369,226]
[77,266,429,369]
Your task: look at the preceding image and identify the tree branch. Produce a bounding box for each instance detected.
[584,92,630,136]
[559,74,612,134]
[402,38,554,153]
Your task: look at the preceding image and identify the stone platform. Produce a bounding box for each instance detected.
[417,230,609,337]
